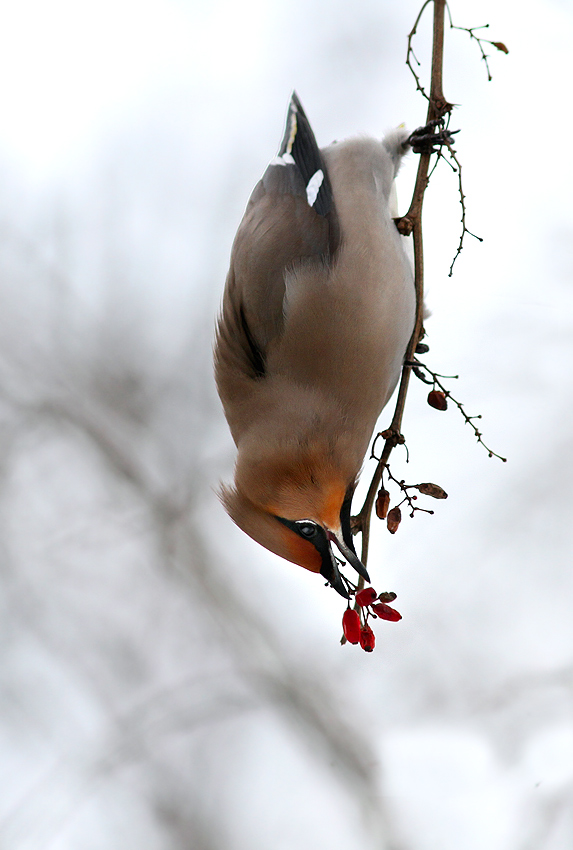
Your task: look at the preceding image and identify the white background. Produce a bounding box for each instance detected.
[0,1,571,848]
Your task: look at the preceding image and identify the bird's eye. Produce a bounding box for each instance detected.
[296,521,318,539]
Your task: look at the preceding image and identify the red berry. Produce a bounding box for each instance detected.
[359,625,376,652]
[427,390,448,411]
[372,602,402,622]
[342,608,361,644]
[355,587,377,607]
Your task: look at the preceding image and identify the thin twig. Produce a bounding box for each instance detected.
[445,3,509,82]
[341,2,506,648]
[385,465,435,519]
[353,0,450,577]
[406,0,434,103]
[446,144,483,275]
[413,360,507,462]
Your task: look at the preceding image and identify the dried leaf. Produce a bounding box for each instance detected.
[378,591,397,603]
[416,482,448,499]
[413,367,433,385]
[492,41,509,54]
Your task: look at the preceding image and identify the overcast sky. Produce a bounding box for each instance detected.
[0,1,572,848]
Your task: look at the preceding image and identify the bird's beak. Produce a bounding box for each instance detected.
[327,529,371,583]
[319,544,350,599]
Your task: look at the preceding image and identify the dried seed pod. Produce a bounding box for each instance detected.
[359,625,376,652]
[387,506,401,534]
[342,609,361,644]
[492,41,509,53]
[372,602,402,622]
[378,591,397,603]
[415,342,430,354]
[416,482,448,499]
[375,488,390,519]
[427,390,448,411]
[413,366,433,385]
[355,587,377,607]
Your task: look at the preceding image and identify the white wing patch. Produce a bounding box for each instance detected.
[270,152,296,166]
[306,169,324,207]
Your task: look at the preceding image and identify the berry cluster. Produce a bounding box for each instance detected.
[342,587,402,653]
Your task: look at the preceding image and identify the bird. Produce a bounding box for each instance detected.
[214,92,416,598]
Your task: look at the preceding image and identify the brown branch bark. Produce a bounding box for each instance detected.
[354,0,452,572]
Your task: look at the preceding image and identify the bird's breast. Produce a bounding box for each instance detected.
[271,230,414,425]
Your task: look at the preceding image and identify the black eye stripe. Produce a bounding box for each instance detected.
[276,516,321,540]
[274,515,349,598]
[295,520,318,538]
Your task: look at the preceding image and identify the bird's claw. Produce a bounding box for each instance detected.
[406,120,459,155]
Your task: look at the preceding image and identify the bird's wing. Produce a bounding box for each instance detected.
[215,94,339,440]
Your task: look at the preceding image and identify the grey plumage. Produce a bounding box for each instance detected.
[215,93,415,595]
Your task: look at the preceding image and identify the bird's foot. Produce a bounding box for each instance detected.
[405,119,459,155]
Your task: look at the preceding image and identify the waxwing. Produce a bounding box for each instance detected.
[215,92,416,597]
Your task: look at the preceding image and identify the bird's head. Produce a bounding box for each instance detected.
[220,436,369,597]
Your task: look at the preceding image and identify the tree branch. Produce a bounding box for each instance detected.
[354,0,450,573]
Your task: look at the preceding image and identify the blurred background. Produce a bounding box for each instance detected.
[0,0,571,848]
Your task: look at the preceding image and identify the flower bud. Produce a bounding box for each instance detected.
[387,506,401,534]
[359,625,376,652]
[427,390,448,411]
[355,587,377,607]
[372,602,402,622]
[416,482,448,499]
[342,609,361,644]
[375,488,390,519]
